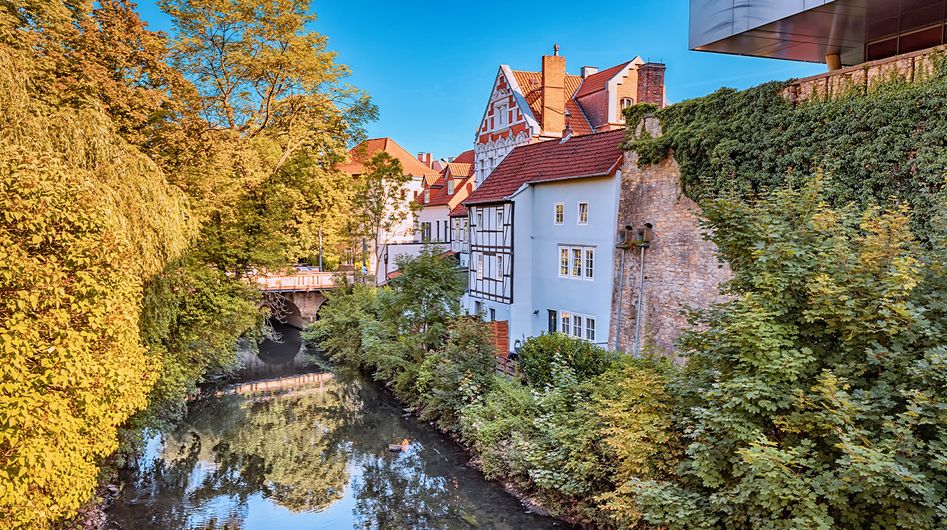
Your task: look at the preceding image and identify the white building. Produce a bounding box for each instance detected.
[462,129,625,352]
[337,138,441,283]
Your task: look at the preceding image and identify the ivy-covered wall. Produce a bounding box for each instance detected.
[625,55,947,240]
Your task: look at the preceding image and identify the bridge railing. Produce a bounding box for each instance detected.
[255,270,350,292]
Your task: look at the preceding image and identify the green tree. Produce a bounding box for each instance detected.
[636,183,947,529]
[350,152,415,267]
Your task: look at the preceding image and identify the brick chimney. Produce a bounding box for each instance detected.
[541,46,566,136]
[417,152,433,167]
[636,62,666,108]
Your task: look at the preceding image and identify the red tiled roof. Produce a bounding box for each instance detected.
[449,203,468,218]
[453,149,475,165]
[337,138,440,179]
[465,129,624,205]
[574,62,632,98]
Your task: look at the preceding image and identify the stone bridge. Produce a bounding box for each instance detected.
[254,269,353,329]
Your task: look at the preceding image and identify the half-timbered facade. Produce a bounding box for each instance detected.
[467,202,514,306]
[473,47,665,185]
[463,129,625,352]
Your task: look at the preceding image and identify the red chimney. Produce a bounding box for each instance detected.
[636,63,666,108]
[417,152,433,167]
[541,46,566,136]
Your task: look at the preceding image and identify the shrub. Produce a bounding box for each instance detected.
[592,356,684,528]
[517,333,618,388]
[460,376,539,481]
[635,183,947,529]
[415,318,497,432]
[302,278,378,367]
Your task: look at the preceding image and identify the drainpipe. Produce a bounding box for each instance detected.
[613,224,633,352]
[614,249,626,351]
[632,245,646,356]
[631,223,652,357]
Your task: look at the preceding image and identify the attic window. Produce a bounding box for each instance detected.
[620,97,634,109]
[424,190,430,203]
[447,179,455,195]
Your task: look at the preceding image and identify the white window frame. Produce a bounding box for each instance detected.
[558,309,597,343]
[476,254,484,280]
[554,202,564,225]
[577,202,588,225]
[447,179,455,195]
[557,245,595,280]
[620,97,634,109]
[496,254,504,279]
[424,189,430,203]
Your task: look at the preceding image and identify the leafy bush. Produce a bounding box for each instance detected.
[415,318,497,432]
[592,356,684,528]
[635,183,947,529]
[460,376,539,481]
[303,277,378,367]
[517,333,618,388]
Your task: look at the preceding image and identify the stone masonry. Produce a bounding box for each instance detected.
[608,119,731,358]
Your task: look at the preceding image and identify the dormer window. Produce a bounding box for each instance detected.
[447,179,455,195]
[424,190,430,203]
[620,97,634,110]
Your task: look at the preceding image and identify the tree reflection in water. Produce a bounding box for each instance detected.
[108,348,562,530]
[354,446,469,528]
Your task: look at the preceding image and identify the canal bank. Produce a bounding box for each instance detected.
[105,323,569,529]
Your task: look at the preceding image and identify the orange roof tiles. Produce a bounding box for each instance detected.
[510,71,594,136]
[465,129,624,205]
[445,162,472,178]
[337,137,440,179]
[574,61,632,98]
[453,149,475,165]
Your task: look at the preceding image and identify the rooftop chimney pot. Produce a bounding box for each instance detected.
[581,66,599,78]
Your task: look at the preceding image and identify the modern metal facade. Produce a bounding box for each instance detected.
[690,0,947,66]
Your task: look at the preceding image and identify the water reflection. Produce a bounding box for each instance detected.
[107,324,564,529]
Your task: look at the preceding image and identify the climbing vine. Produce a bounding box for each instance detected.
[624,56,947,239]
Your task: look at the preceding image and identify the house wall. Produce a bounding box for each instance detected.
[609,126,731,358]
[416,205,451,243]
[466,203,514,330]
[526,174,620,349]
[474,68,536,185]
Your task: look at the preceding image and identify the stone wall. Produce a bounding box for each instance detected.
[783,44,945,103]
[609,119,731,358]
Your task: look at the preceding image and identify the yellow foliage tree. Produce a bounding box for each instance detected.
[0,47,192,528]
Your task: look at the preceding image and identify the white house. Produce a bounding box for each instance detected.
[337,138,441,283]
[462,129,625,352]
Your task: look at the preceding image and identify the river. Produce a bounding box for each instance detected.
[106,322,567,529]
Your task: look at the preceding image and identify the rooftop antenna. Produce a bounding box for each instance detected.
[554,43,560,56]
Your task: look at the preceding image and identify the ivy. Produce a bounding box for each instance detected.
[624,57,947,240]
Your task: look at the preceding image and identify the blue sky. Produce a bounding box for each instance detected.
[135,0,825,159]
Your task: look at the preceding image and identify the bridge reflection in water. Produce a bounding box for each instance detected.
[106,324,566,530]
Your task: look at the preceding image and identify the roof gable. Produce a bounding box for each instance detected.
[575,61,634,98]
[465,129,625,205]
[338,137,440,179]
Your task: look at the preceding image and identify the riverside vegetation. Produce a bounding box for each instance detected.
[312,182,947,529]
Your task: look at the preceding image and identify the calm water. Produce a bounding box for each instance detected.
[106,323,565,530]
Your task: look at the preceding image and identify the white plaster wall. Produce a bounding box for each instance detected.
[527,174,621,349]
